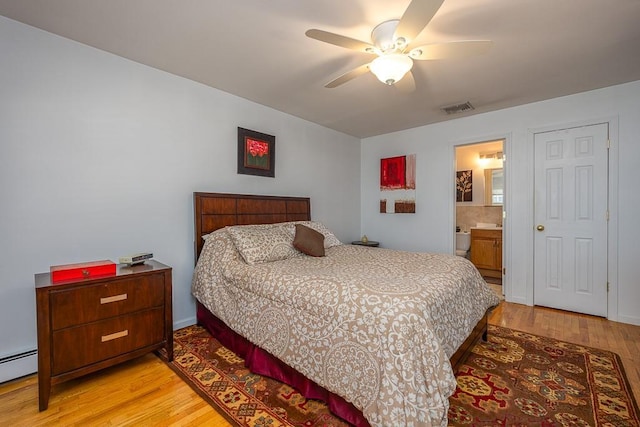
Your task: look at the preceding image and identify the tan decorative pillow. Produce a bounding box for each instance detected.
[226,223,299,264]
[293,224,325,257]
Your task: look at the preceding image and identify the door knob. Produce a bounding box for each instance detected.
[536,225,545,231]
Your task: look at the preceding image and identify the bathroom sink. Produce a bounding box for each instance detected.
[476,223,498,228]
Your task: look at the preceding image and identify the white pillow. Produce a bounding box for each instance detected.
[226,223,300,264]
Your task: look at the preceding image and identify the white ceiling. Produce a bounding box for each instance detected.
[1,0,639,138]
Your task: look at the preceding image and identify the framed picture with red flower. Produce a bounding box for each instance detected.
[237,127,275,177]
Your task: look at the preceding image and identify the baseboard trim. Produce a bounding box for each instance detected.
[174,316,196,331]
[617,313,640,326]
[506,296,528,305]
[0,350,37,384]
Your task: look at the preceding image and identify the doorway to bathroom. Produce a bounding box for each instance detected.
[454,139,505,295]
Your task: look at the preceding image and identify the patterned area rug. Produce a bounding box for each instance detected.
[449,325,639,426]
[165,325,639,426]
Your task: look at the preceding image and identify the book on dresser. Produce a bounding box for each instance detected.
[34,259,173,411]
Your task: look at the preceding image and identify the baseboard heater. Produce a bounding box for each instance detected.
[0,349,37,384]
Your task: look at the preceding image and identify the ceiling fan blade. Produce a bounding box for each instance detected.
[325,63,371,88]
[306,29,376,54]
[396,0,445,43]
[395,70,416,93]
[409,40,493,60]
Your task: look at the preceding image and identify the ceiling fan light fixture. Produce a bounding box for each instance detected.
[370,54,413,85]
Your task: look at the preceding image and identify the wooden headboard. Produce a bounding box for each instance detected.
[193,192,311,262]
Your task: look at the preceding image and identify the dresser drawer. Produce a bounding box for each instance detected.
[50,274,164,330]
[51,307,165,375]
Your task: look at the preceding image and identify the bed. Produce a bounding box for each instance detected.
[191,192,499,426]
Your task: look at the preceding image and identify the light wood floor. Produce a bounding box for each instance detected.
[1,301,638,426]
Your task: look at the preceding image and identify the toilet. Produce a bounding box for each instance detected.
[455,231,471,257]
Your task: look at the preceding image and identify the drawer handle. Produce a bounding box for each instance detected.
[100,293,128,304]
[101,330,129,342]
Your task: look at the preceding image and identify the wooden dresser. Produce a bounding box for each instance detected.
[470,228,503,279]
[35,260,173,411]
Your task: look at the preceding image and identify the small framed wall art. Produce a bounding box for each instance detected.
[237,127,275,177]
[456,170,472,202]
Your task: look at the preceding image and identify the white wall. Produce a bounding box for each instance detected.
[361,80,640,326]
[0,17,361,379]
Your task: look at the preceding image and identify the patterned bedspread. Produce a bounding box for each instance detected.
[192,228,499,426]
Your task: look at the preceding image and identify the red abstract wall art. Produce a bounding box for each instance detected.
[380,154,416,213]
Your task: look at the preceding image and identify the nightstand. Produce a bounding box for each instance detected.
[35,259,173,411]
[351,240,380,247]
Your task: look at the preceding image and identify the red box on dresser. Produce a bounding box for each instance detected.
[50,260,116,283]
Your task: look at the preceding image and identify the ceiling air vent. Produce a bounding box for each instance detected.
[441,101,474,115]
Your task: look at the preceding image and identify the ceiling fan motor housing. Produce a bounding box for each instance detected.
[371,19,403,53]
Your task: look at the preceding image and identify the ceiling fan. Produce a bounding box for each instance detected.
[305,0,492,90]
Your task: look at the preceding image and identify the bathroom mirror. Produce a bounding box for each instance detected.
[484,168,503,206]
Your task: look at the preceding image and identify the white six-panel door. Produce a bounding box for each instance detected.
[533,123,608,316]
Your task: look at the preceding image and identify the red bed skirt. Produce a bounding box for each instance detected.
[196,301,370,426]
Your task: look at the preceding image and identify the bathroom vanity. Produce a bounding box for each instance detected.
[470,228,502,279]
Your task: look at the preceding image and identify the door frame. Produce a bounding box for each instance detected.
[451,133,512,300]
[526,117,619,321]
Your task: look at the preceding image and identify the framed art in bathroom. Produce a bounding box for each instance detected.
[456,170,472,202]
